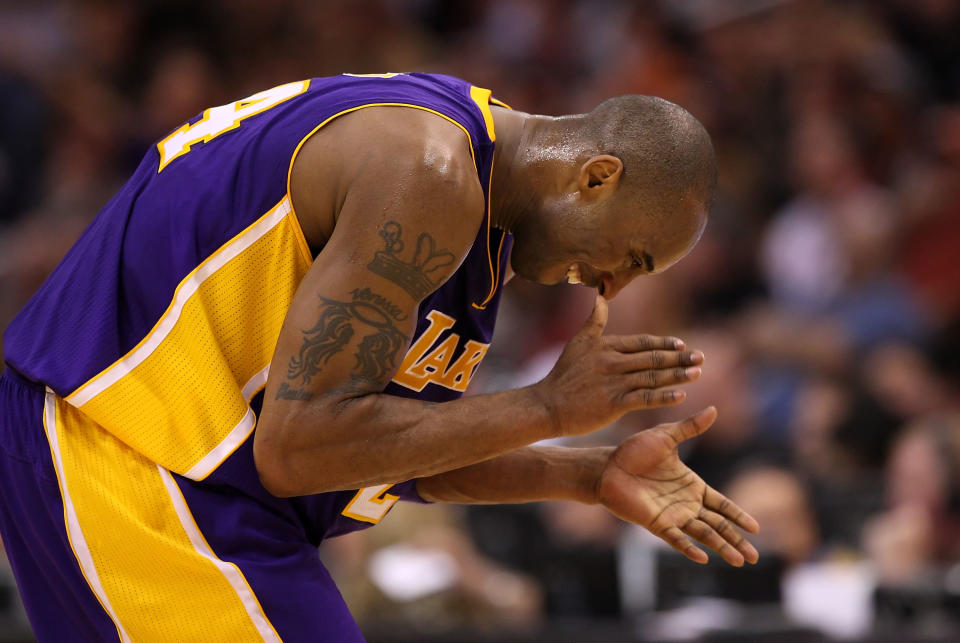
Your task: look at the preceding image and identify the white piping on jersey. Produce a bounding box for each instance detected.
[43,389,133,643]
[67,196,292,408]
[182,364,270,481]
[157,466,281,642]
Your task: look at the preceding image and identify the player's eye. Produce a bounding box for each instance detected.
[631,255,644,270]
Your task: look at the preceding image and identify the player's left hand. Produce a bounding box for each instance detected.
[596,407,760,566]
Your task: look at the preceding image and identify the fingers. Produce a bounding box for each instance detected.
[626,366,701,390]
[578,294,609,338]
[699,510,760,565]
[607,350,704,411]
[613,349,704,373]
[680,517,746,567]
[660,407,718,446]
[621,388,687,409]
[704,485,760,534]
[604,333,685,353]
[659,526,709,565]
[660,507,760,567]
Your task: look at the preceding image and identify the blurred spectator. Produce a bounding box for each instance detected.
[862,414,960,637]
[899,104,960,325]
[0,72,48,224]
[323,502,543,636]
[725,465,876,639]
[726,466,820,568]
[759,111,926,354]
[864,415,960,585]
[863,342,957,420]
[671,327,768,489]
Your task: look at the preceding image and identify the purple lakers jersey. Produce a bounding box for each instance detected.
[4,73,513,538]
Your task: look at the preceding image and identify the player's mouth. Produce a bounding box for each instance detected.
[566,263,606,295]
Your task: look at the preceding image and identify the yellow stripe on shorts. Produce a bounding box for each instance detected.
[44,391,281,642]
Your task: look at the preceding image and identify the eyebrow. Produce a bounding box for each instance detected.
[643,251,655,272]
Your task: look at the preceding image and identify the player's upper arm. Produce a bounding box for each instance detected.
[258,111,484,433]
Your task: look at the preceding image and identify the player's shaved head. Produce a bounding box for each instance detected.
[489,94,716,295]
[583,95,717,212]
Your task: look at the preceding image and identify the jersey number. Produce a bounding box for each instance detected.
[341,484,399,524]
[156,80,310,172]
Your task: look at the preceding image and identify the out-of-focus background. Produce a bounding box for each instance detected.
[1,0,959,641]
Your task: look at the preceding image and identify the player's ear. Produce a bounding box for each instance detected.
[577,155,623,197]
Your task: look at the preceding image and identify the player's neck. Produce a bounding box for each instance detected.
[490,110,588,234]
[489,108,542,234]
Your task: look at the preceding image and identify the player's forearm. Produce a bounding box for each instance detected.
[416,445,613,505]
[257,293,699,498]
[255,384,559,497]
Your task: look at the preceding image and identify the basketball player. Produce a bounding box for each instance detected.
[0,73,758,641]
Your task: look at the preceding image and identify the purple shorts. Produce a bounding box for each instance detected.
[0,368,371,642]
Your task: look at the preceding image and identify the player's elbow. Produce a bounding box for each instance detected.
[254,414,358,497]
[255,394,387,495]
[253,429,305,498]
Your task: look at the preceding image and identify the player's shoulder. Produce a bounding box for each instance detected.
[364,109,485,227]
[346,110,485,249]
[291,106,485,251]
[337,106,485,212]
[353,107,478,176]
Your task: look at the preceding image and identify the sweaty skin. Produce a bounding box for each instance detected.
[254,105,759,567]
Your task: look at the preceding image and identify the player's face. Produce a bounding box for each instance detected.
[511,193,707,299]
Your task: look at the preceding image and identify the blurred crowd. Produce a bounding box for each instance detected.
[2,0,959,640]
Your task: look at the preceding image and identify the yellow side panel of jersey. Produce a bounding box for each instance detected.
[45,393,280,642]
[71,196,311,477]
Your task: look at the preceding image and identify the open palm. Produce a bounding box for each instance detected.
[597,407,760,566]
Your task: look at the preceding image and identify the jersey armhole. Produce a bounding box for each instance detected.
[284,102,481,262]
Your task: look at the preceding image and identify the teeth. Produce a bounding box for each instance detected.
[566,264,582,285]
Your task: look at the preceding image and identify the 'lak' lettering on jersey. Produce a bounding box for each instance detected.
[391,310,489,392]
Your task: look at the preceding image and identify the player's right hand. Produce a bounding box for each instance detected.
[596,406,760,566]
[532,294,703,437]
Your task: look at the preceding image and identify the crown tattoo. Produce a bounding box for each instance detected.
[368,221,455,300]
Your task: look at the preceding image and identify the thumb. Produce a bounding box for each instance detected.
[662,406,718,446]
[578,294,608,338]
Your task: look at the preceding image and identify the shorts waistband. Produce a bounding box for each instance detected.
[1,365,46,393]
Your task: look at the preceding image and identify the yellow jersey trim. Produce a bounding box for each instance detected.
[284,101,481,245]
[469,86,497,141]
[67,197,294,406]
[471,153,504,311]
[466,85,510,310]
[181,365,270,481]
[65,196,310,477]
